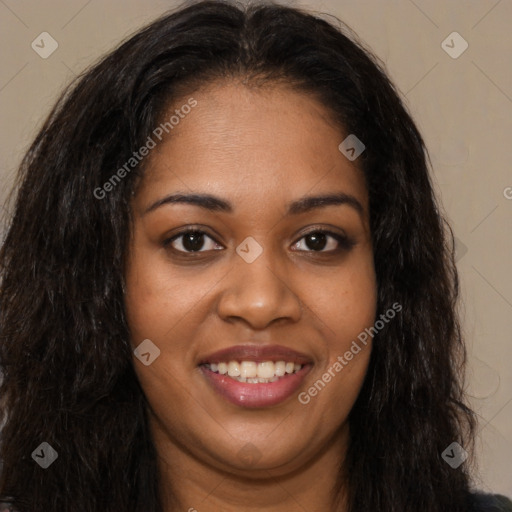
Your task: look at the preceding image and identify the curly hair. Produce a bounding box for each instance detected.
[0,1,477,510]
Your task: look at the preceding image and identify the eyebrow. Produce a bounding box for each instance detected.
[144,191,364,218]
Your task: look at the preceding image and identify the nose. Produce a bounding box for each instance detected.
[216,248,302,330]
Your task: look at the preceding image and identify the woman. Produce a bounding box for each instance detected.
[0,1,510,511]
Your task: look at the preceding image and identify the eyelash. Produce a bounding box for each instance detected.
[163,227,356,257]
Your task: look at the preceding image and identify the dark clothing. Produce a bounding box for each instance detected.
[1,491,511,511]
[471,492,512,511]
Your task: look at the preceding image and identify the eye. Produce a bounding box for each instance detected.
[163,227,355,256]
[291,229,355,253]
[164,229,223,254]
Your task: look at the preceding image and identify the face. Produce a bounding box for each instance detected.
[125,80,377,478]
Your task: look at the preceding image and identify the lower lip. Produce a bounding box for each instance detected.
[200,364,312,408]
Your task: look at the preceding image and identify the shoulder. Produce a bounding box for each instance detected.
[470,492,512,512]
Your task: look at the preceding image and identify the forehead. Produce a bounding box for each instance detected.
[136,81,368,214]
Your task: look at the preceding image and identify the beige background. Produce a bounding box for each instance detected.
[1,0,511,498]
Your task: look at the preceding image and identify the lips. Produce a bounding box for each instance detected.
[198,344,313,408]
[198,344,313,365]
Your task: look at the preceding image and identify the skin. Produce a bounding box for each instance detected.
[125,80,377,512]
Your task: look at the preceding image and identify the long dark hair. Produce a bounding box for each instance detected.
[0,1,476,510]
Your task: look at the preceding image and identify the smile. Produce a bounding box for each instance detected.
[198,344,314,408]
[200,363,312,408]
[204,360,303,383]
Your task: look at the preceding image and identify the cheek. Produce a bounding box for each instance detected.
[124,252,206,424]
[123,241,210,343]
[297,294,375,424]
[305,255,377,399]
[123,242,226,406]
[308,255,377,347]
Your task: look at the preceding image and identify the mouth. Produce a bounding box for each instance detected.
[198,344,313,408]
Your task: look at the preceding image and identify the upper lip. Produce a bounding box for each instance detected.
[198,344,313,365]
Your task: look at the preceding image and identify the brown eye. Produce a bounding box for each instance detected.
[164,227,355,257]
[292,230,355,253]
[164,230,223,253]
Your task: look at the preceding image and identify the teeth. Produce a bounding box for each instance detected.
[257,361,275,379]
[206,360,304,382]
[227,361,241,377]
[240,361,257,378]
[275,361,286,376]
